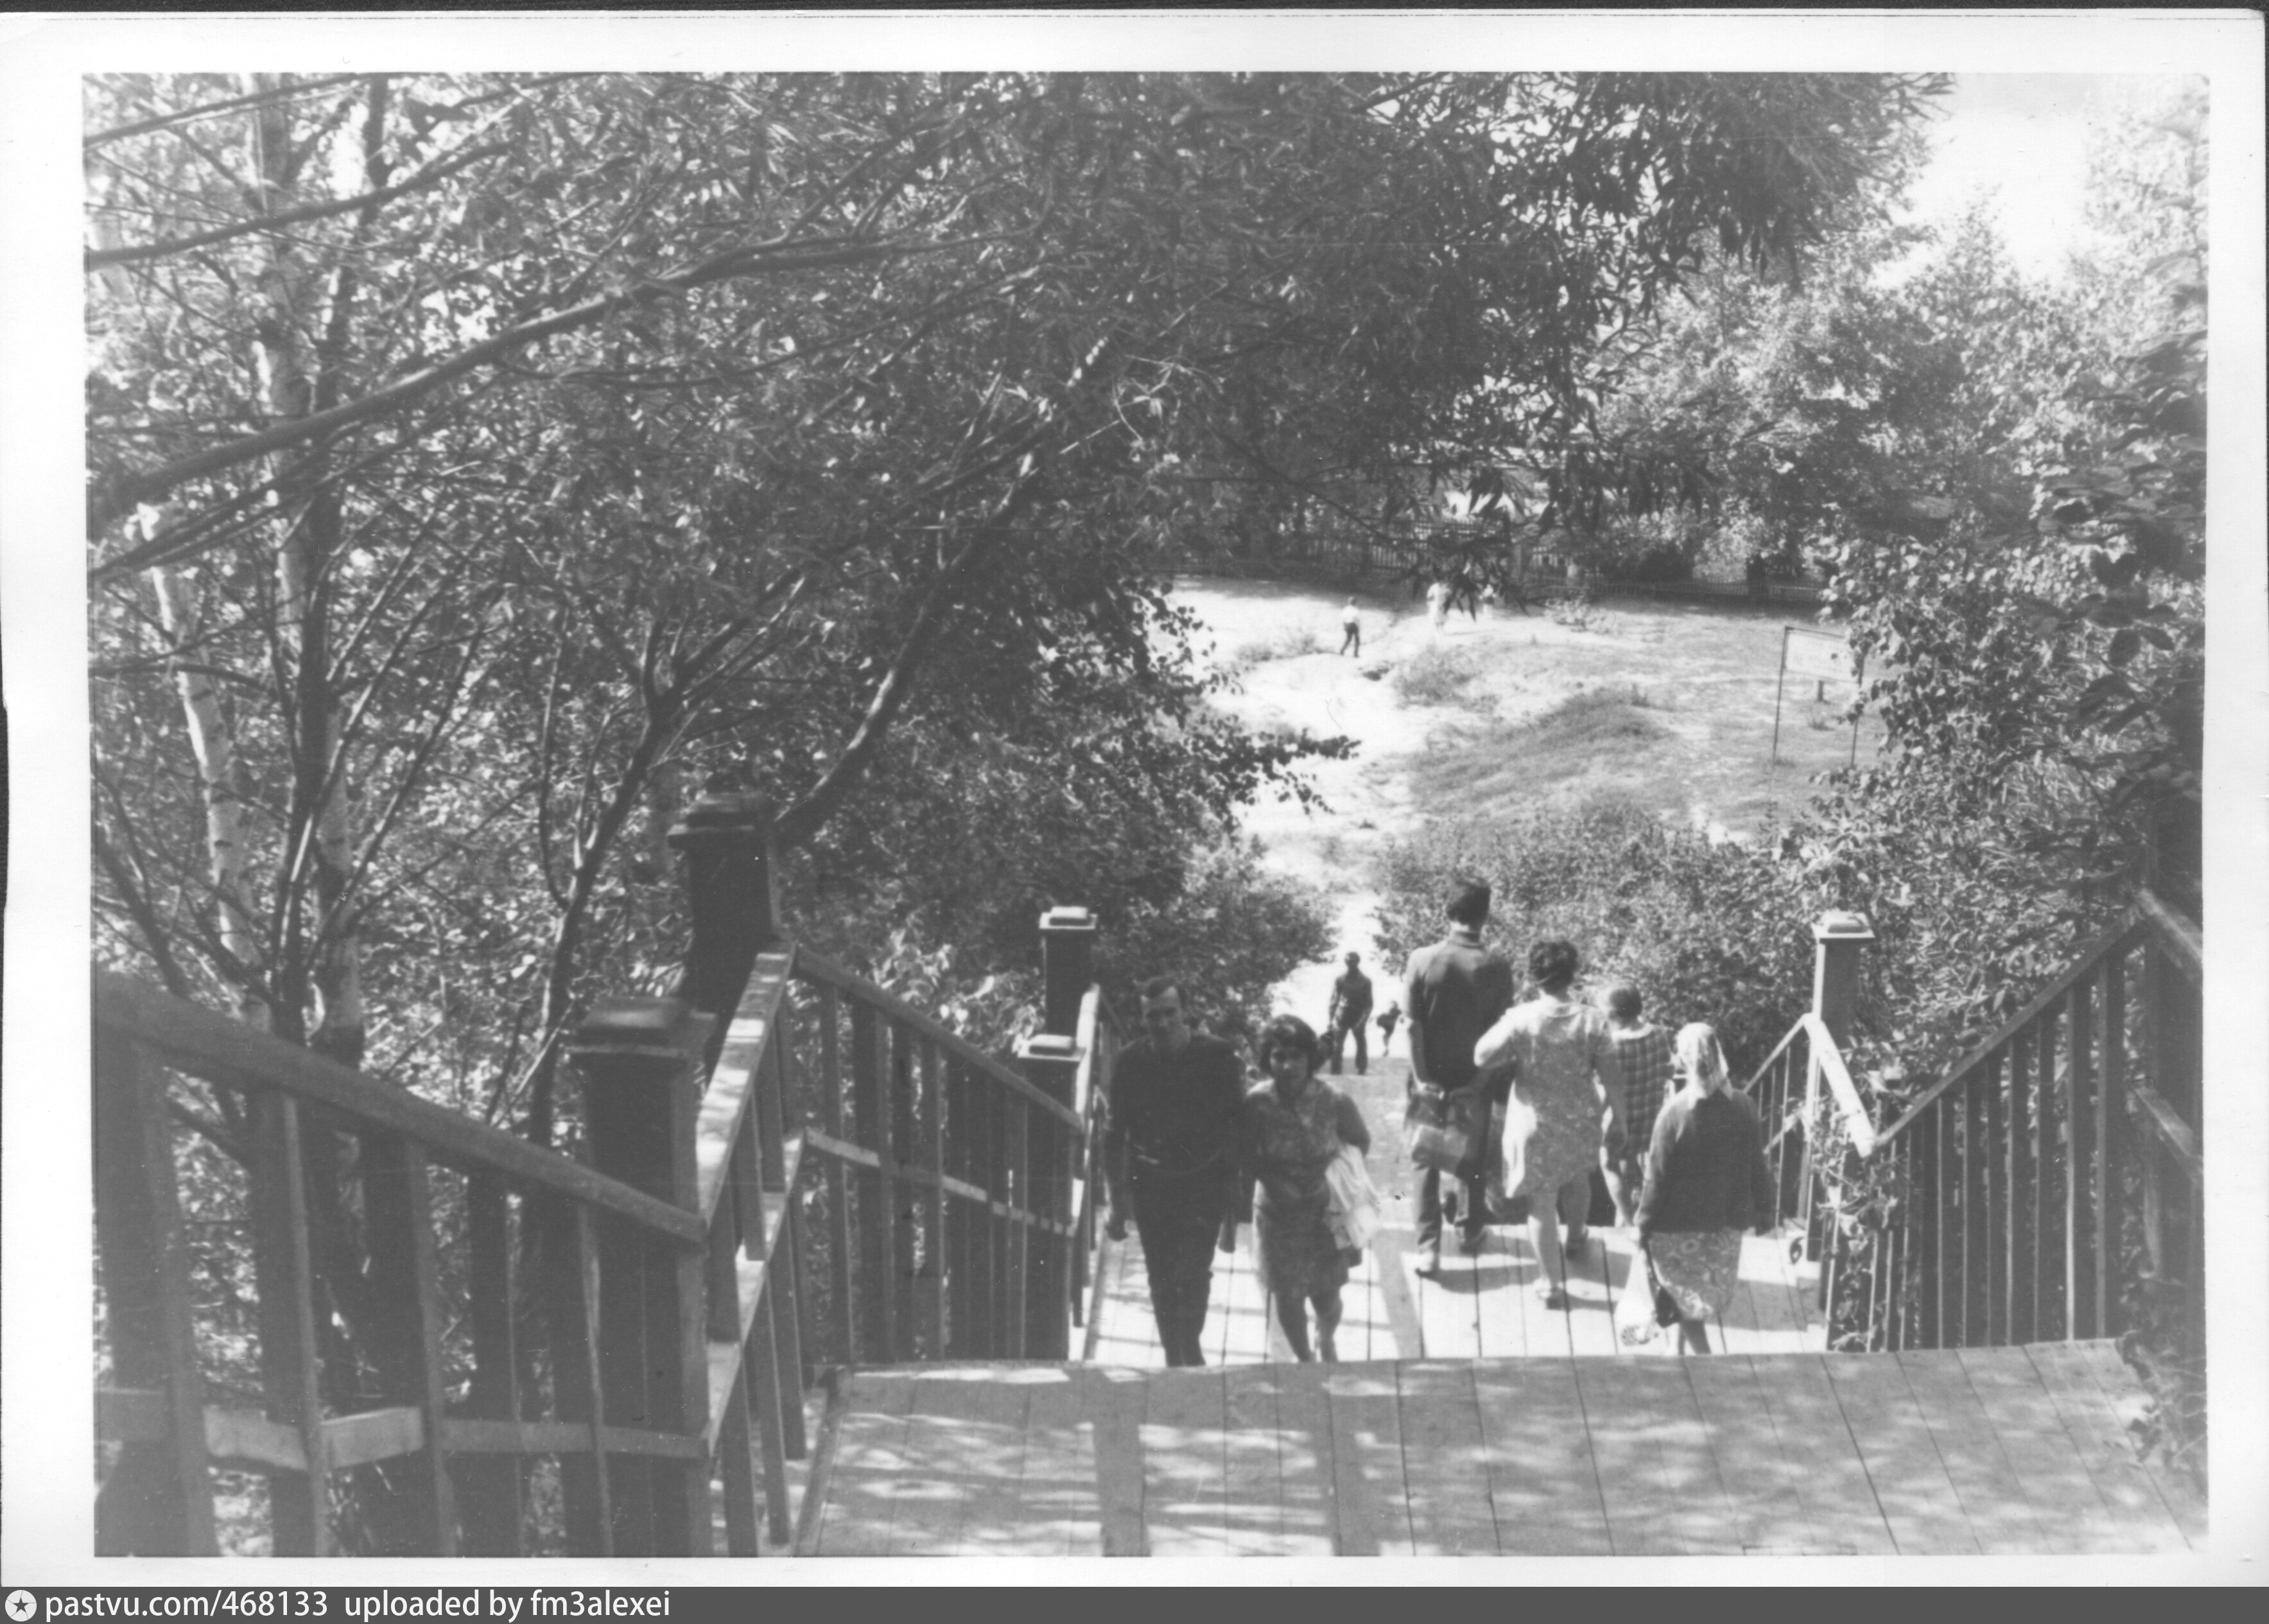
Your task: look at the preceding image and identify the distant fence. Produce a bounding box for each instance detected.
[1167,531,1825,609]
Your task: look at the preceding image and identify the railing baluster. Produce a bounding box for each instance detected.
[849,998,894,1365]
[708,1152,746,1345]
[1963,1066,1991,1347]
[944,1056,975,1358]
[745,1285,794,1547]
[245,1090,329,1556]
[2005,1028,2035,1345]
[360,1129,462,1553]
[717,1369,761,1557]
[1985,1046,2009,1345]
[815,983,854,1365]
[2097,951,2125,1336]
[2051,998,2069,1342]
[919,1037,947,1358]
[770,1193,810,1460]
[890,1019,919,1365]
[1007,1096,1032,1360]
[92,1030,218,1556]
[462,1172,525,1556]
[989,1076,1014,1358]
[2067,973,2098,1340]
[1915,1098,1939,1347]
[538,1196,611,1556]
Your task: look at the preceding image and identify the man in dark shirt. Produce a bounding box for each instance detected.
[1402,877,1516,1274]
[1326,952,1374,1075]
[1102,977,1247,1366]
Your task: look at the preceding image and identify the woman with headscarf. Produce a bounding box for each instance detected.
[1634,1023,1778,1355]
[1472,939,1627,1308]
[1228,1014,1372,1362]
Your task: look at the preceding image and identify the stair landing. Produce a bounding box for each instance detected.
[794,1342,2205,1557]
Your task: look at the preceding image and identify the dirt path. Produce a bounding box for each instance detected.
[1169,573,1875,1045]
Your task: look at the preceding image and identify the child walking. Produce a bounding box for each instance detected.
[1601,983,1674,1229]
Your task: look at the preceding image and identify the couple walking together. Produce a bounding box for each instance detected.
[1103,979,1371,1366]
[1406,877,1775,1351]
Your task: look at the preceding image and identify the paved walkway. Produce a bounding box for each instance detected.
[794,1340,2204,1557]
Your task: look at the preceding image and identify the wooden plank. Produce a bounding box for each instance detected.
[1366,1226,1427,1361]
[1823,1348,1982,1553]
[2068,1341,2207,1547]
[1411,1232,1477,1362]
[2024,1342,2184,1551]
[692,953,790,1221]
[1895,1349,2049,1553]
[1397,1362,1496,1555]
[1269,1363,1339,1556]
[810,1370,917,1557]
[1083,1365,1149,1557]
[1470,1359,1611,1555]
[1013,1369,1102,1558]
[1323,1365,1407,1555]
[1221,1365,1285,1554]
[1142,1369,1228,1557]
[1746,1355,1895,1553]
[1514,1234,1576,1360]
[92,972,701,1242]
[1954,1345,2137,1554]
[1575,1358,1741,1554]
[879,1371,1027,1557]
[1472,1227,1526,1360]
[1563,1232,1619,1358]
[1682,1356,1817,1553]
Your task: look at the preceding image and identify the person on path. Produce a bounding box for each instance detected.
[1426,578,1450,632]
[1326,951,1373,1075]
[1402,878,1515,1273]
[1339,596,1362,657]
[1474,939,1627,1308]
[1102,977,1247,1367]
[1601,983,1676,1229]
[1230,1014,1373,1363]
[1635,1023,1777,1355]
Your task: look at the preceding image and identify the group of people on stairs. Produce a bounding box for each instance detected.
[1102,877,1777,1366]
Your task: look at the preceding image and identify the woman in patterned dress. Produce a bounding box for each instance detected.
[1229,1015,1372,1362]
[1472,940,1628,1308]
[1635,1023,1777,1355]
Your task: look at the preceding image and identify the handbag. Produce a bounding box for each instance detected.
[1402,1083,1471,1173]
[1616,1259,1661,1347]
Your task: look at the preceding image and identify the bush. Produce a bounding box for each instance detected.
[1373,797,1814,1076]
[1391,643,1488,709]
